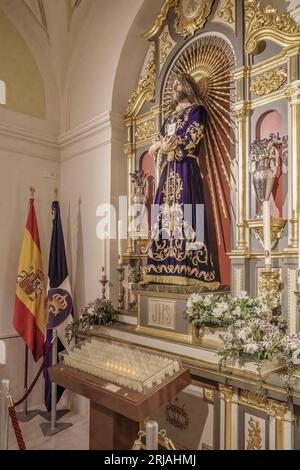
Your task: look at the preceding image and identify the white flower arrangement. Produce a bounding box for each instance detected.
[186,291,300,396]
[185,291,270,329]
[219,318,283,365]
[279,335,300,396]
[218,315,300,397]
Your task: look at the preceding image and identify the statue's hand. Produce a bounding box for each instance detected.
[149,141,161,158]
[162,135,178,153]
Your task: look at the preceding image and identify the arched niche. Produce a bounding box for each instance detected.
[256,110,284,218]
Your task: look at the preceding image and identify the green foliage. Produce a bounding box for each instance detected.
[65,298,118,345]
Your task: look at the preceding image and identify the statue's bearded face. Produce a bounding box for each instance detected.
[172,78,186,104]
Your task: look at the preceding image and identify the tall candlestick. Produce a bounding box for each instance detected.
[118,220,123,265]
[146,420,158,450]
[263,200,272,270]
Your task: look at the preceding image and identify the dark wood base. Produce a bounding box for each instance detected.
[49,361,190,450]
[90,402,139,450]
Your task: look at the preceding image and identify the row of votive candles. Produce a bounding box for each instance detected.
[84,339,176,378]
[63,339,180,392]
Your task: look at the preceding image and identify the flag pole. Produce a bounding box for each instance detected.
[40,335,72,437]
[40,192,72,435]
[23,344,28,415]
[17,187,41,422]
[22,188,34,415]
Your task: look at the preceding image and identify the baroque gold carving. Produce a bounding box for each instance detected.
[240,391,288,418]
[232,102,251,120]
[218,0,234,24]
[212,0,236,32]
[219,384,234,402]
[174,0,214,37]
[135,119,156,143]
[250,68,287,96]
[247,418,262,450]
[126,52,156,119]
[258,269,281,316]
[159,26,176,70]
[203,387,215,404]
[143,0,178,40]
[247,217,287,250]
[245,0,300,54]
[160,32,172,64]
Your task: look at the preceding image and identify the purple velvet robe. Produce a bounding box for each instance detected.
[144,104,219,288]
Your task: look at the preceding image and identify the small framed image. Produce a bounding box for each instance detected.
[167,123,176,136]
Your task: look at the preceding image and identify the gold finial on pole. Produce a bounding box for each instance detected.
[29,186,35,199]
[54,188,59,200]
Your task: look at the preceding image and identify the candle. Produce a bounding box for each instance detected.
[102,238,108,275]
[146,420,158,450]
[263,200,272,270]
[118,220,123,265]
[298,212,300,271]
[101,265,106,281]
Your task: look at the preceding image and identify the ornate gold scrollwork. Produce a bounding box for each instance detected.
[174,0,214,37]
[142,0,178,40]
[218,0,234,24]
[245,0,300,54]
[125,52,156,119]
[159,27,176,70]
[135,119,156,143]
[203,387,215,404]
[247,418,263,450]
[247,218,287,250]
[250,68,288,97]
[258,269,281,316]
[239,391,288,418]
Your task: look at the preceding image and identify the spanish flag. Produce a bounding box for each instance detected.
[13,198,46,362]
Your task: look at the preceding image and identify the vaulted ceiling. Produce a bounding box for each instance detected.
[23,0,83,36]
[0,0,93,93]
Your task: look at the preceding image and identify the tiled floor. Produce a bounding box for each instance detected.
[8,412,89,450]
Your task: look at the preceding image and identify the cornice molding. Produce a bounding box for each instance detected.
[0,122,59,161]
[59,111,126,162]
[0,111,125,162]
[0,122,57,148]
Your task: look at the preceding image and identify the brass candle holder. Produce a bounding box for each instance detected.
[100,273,109,300]
[116,264,125,311]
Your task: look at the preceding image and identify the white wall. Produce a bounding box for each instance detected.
[0,110,60,408]
[63,0,144,130]
[0,0,160,413]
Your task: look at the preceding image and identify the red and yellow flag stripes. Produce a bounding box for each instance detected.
[13,198,46,362]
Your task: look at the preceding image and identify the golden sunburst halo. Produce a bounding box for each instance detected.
[162,35,236,246]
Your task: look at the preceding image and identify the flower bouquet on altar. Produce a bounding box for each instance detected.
[279,335,300,396]
[65,298,118,345]
[218,318,285,379]
[185,291,272,345]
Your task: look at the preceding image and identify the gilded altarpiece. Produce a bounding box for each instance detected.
[123,0,300,336]
[111,0,300,450]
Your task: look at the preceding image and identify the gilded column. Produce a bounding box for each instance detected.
[219,385,235,450]
[269,401,288,451]
[124,142,135,254]
[286,83,300,248]
[233,102,251,252]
